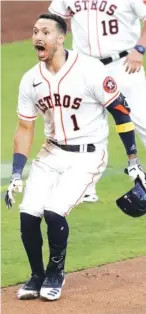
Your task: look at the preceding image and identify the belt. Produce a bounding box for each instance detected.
[100,50,128,65]
[50,140,96,153]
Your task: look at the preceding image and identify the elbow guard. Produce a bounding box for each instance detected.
[107,93,134,132]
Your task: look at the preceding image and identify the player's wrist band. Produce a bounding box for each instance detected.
[12,153,27,177]
[134,45,145,55]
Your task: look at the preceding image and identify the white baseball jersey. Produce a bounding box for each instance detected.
[49,0,146,58]
[17,50,120,145]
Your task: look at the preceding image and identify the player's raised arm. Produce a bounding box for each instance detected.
[49,0,72,19]
[5,73,38,209]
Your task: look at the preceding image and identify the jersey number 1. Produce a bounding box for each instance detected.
[71,114,80,131]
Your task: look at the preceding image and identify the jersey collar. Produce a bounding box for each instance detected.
[39,50,78,82]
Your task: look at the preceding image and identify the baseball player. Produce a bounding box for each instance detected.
[49,0,146,202]
[5,13,146,301]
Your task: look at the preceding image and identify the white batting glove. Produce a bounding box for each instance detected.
[126,158,146,190]
[5,176,23,209]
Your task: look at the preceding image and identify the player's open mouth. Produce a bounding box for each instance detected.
[35,44,46,58]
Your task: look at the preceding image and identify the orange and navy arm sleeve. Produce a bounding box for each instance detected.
[107,93,137,155]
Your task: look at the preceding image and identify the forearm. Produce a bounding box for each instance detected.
[136,21,146,47]
[14,124,34,157]
[12,120,34,177]
[116,128,137,159]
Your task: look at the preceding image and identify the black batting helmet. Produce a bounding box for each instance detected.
[116,179,146,218]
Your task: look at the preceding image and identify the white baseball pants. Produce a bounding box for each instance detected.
[20,141,108,217]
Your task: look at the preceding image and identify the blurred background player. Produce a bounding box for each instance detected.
[49,0,146,202]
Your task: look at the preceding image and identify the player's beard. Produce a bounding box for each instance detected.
[46,45,57,62]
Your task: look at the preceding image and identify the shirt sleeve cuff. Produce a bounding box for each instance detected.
[18,113,38,121]
[104,91,120,108]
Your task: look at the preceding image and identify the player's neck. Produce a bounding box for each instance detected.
[45,48,67,74]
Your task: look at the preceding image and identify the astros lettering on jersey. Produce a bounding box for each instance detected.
[18,51,119,145]
[49,0,146,58]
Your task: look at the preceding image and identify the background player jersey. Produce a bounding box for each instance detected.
[49,0,146,58]
[17,51,119,144]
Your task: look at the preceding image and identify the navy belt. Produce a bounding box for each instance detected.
[100,50,128,65]
[50,140,95,153]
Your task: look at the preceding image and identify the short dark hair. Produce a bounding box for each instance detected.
[39,13,67,34]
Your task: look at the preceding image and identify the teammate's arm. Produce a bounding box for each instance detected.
[124,0,146,74]
[124,21,146,74]
[136,21,146,48]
